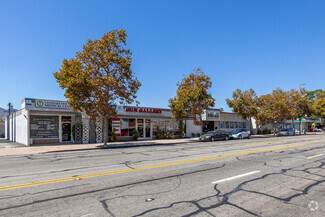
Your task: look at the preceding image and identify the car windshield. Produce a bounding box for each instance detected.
[230,129,240,134]
[280,129,288,131]
[207,131,216,134]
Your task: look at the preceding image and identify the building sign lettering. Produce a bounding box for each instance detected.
[125,107,162,113]
[35,100,71,109]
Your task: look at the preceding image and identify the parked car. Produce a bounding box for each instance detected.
[314,128,323,132]
[229,129,251,139]
[276,128,295,136]
[199,130,229,142]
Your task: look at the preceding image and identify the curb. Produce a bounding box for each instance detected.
[46,140,200,154]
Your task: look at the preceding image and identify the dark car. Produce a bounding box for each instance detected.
[199,130,229,142]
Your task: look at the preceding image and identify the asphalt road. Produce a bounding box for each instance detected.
[1,134,325,217]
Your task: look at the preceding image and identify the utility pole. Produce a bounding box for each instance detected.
[8,102,12,116]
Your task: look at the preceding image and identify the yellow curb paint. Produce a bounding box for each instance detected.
[245,137,323,146]
[0,141,324,191]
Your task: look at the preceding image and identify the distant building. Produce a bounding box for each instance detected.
[0,106,16,137]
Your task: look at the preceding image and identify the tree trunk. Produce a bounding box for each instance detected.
[248,117,252,133]
[103,116,109,146]
[178,120,183,138]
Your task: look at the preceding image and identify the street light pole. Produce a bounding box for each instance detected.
[299,83,306,94]
[299,84,306,134]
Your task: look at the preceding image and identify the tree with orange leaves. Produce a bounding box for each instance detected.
[54,29,141,145]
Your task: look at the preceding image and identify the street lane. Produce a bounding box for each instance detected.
[0,134,325,216]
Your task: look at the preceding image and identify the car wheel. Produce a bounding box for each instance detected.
[225,136,229,141]
[211,137,215,142]
[239,135,243,140]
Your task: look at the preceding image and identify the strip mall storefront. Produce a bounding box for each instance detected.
[110,105,178,140]
[6,98,248,146]
[5,98,179,145]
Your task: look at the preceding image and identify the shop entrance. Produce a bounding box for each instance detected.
[62,123,71,141]
[137,119,144,138]
[145,119,151,138]
[203,121,215,133]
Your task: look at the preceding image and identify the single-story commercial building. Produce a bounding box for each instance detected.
[0,120,5,138]
[5,98,249,146]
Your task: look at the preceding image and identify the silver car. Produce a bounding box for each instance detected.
[276,129,295,136]
[229,129,251,139]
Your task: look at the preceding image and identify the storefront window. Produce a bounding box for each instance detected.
[203,121,214,133]
[121,119,129,136]
[221,121,225,129]
[225,121,229,128]
[129,119,135,136]
[158,120,178,134]
[137,119,144,137]
[243,122,246,129]
[239,122,242,128]
[152,120,158,135]
[61,116,71,122]
[230,122,234,128]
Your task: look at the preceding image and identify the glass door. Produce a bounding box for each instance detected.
[145,119,151,138]
[137,119,144,138]
[62,123,71,141]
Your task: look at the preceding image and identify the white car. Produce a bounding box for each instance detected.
[229,129,251,139]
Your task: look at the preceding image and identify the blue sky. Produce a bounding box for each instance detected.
[1,0,325,111]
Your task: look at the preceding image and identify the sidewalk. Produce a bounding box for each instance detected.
[0,132,323,157]
[0,138,199,157]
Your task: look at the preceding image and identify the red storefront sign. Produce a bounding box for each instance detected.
[125,107,162,113]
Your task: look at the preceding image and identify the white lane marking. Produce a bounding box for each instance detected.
[307,154,323,159]
[80,214,94,217]
[212,171,260,184]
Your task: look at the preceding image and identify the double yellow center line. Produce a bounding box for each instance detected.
[0,140,324,191]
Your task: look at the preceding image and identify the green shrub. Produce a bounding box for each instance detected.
[110,128,116,142]
[132,129,139,140]
[156,126,163,139]
[262,128,271,134]
[163,131,174,139]
[192,133,195,137]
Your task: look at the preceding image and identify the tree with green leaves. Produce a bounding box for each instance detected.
[226,88,258,131]
[314,92,325,120]
[287,88,312,130]
[54,29,141,145]
[305,89,324,102]
[168,68,215,132]
[255,88,291,133]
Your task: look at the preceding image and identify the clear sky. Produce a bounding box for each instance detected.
[1,0,325,111]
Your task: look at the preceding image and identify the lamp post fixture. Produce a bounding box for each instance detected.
[299,83,306,94]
